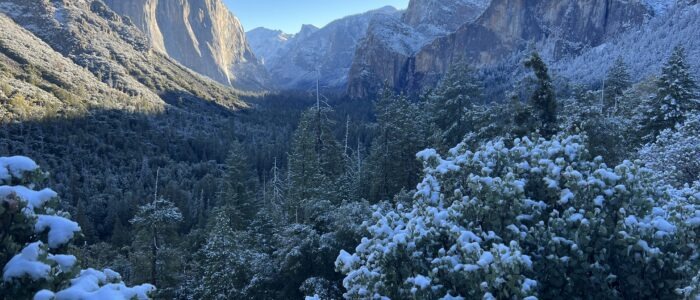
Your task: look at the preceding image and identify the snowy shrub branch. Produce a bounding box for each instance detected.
[0,156,155,299]
[337,134,700,299]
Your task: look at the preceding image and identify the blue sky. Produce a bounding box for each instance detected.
[224,0,409,33]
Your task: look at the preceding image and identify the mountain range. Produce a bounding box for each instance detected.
[0,0,697,103]
[248,0,698,99]
[247,6,399,92]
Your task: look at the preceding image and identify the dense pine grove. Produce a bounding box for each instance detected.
[2,46,699,299]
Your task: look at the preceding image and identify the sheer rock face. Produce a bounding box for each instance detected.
[101,0,165,53]
[103,0,268,91]
[247,7,398,91]
[0,0,245,111]
[348,0,651,98]
[402,0,491,32]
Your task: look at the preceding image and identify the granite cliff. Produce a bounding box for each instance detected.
[348,0,652,98]
[103,0,268,91]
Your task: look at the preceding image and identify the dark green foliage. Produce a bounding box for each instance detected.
[129,197,183,297]
[367,89,429,202]
[218,141,257,229]
[0,160,154,299]
[339,134,700,299]
[196,208,269,300]
[0,169,47,273]
[428,63,483,148]
[524,52,558,138]
[287,106,345,222]
[0,89,311,296]
[4,31,700,299]
[0,195,36,272]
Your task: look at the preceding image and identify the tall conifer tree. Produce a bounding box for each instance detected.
[524,52,558,137]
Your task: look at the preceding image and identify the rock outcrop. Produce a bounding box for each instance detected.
[103,0,268,91]
[348,0,652,98]
[553,1,700,87]
[403,0,490,33]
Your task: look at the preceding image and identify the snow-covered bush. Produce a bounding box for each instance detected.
[640,112,700,187]
[337,135,699,299]
[0,156,154,299]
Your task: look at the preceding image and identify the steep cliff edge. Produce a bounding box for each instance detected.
[348,0,652,98]
[410,0,649,90]
[103,0,268,91]
[403,0,490,33]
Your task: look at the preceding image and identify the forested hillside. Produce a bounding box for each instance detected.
[1,1,700,300]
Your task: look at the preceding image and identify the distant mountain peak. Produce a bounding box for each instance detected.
[248,6,400,91]
[298,24,320,35]
[347,0,491,98]
[370,5,401,14]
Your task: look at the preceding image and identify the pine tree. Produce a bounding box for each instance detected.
[250,158,287,251]
[287,107,344,223]
[508,91,536,138]
[218,140,257,230]
[640,112,700,187]
[198,208,253,299]
[267,157,286,217]
[130,196,182,292]
[429,63,483,147]
[604,56,632,113]
[337,138,364,203]
[524,52,558,137]
[367,88,428,201]
[643,46,699,139]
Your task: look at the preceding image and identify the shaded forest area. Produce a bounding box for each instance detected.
[2,46,699,299]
